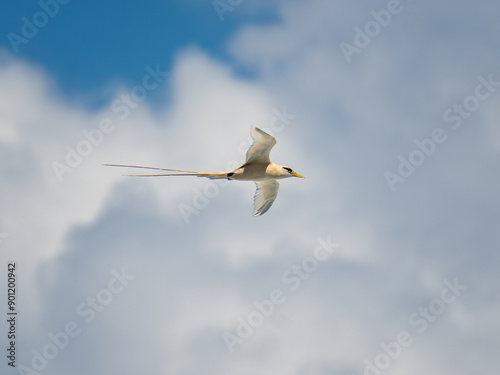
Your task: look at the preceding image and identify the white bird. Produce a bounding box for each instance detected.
[105,127,304,216]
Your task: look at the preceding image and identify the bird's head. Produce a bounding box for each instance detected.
[282,166,305,178]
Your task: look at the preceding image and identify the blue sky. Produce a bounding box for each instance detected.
[1,1,500,374]
[0,0,276,105]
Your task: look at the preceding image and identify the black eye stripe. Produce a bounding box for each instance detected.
[283,167,293,173]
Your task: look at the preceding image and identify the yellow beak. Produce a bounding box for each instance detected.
[292,172,305,178]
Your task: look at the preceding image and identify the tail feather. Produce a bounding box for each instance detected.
[103,164,200,173]
[103,164,228,179]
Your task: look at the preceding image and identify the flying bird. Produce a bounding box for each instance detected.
[105,127,304,216]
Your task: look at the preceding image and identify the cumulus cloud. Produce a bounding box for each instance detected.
[1,0,500,374]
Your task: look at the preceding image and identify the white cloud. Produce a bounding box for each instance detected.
[2,0,500,374]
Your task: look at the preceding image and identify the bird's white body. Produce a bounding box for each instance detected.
[105,127,304,216]
[228,163,293,181]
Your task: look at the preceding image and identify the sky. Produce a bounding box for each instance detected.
[0,0,499,374]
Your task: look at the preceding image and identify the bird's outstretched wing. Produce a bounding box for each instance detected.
[253,180,279,216]
[245,127,277,164]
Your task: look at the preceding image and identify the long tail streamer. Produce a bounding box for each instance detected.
[103,164,227,179]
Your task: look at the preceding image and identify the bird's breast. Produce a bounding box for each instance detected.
[230,163,278,181]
